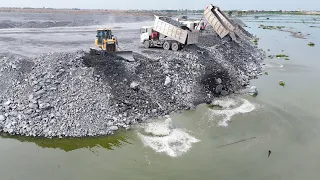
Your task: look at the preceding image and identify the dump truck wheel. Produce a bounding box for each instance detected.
[143,41,150,48]
[163,41,171,50]
[171,42,180,51]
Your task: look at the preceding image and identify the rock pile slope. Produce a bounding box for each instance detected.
[0,29,264,138]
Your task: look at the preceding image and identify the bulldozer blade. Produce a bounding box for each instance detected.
[113,51,135,62]
[89,48,135,62]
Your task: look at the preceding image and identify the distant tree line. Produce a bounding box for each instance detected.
[0,7,318,16]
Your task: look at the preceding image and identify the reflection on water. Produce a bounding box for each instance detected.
[0,131,131,152]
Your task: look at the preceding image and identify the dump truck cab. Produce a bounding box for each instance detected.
[140,26,153,43]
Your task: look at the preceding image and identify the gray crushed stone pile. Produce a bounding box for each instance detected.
[158,16,186,27]
[0,52,125,137]
[0,31,265,138]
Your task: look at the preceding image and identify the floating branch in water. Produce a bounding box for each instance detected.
[216,137,257,148]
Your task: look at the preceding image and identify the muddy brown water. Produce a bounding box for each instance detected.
[1,14,320,180]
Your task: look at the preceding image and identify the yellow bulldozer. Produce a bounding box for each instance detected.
[90,28,134,62]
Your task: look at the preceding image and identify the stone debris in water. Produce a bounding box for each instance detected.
[248,86,258,96]
[0,22,264,138]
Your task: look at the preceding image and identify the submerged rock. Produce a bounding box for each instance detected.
[248,86,258,96]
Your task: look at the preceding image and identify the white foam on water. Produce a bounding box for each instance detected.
[143,118,173,136]
[138,117,200,157]
[208,98,256,127]
[265,62,284,69]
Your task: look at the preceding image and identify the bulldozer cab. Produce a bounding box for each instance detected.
[96,29,114,44]
[95,28,117,52]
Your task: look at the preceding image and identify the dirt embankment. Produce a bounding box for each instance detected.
[0,15,264,138]
[0,32,264,138]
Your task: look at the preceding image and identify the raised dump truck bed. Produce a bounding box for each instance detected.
[203,4,246,41]
[153,16,198,45]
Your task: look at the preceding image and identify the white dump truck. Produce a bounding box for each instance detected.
[140,16,199,51]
